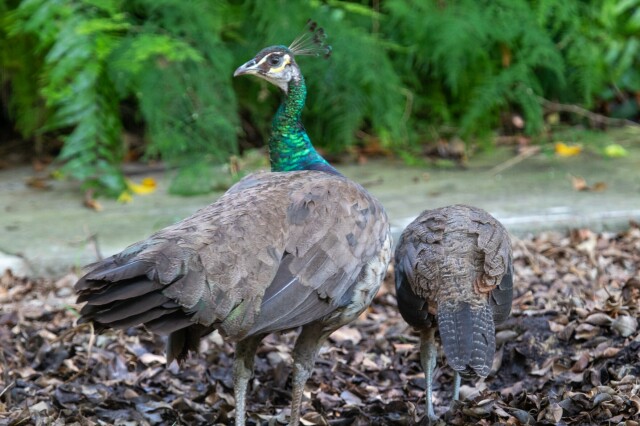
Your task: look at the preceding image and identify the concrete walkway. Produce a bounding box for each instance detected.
[1,139,639,278]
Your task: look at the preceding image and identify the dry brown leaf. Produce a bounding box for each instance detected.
[548,402,563,423]
[83,198,103,211]
[25,176,52,190]
[571,352,590,372]
[569,174,608,192]
[329,326,362,345]
[391,342,414,353]
[591,182,608,191]
[611,315,637,337]
[584,312,613,326]
[300,412,328,425]
[138,352,166,365]
[1,224,639,425]
[571,175,588,190]
[339,390,362,406]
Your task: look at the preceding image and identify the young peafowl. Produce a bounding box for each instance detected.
[394,204,512,423]
[75,23,391,426]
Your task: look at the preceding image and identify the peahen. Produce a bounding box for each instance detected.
[75,23,391,426]
[394,204,512,423]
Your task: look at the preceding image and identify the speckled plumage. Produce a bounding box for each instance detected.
[394,204,513,422]
[76,171,389,347]
[76,32,391,426]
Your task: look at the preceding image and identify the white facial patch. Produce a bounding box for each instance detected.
[269,54,291,73]
[255,54,270,67]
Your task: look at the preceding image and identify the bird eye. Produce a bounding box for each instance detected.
[269,56,282,66]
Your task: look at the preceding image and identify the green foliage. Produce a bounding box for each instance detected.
[119,0,238,194]
[532,0,640,114]
[592,0,640,118]
[386,0,565,136]
[313,15,405,150]
[2,0,234,196]
[0,0,46,142]
[6,0,127,194]
[237,1,405,151]
[1,0,638,195]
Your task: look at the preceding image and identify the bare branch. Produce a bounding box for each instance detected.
[537,97,639,128]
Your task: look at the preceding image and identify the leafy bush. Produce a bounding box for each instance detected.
[590,0,640,117]
[1,0,637,196]
[2,0,233,195]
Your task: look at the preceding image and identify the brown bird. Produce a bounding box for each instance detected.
[75,23,391,426]
[394,204,513,423]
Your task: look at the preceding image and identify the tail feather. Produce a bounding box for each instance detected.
[102,306,180,329]
[77,278,163,305]
[89,293,176,324]
[166,324,214,364]
[75,258,150,291]
[75,246,213,364]
[76,268,188,334]
[146,311,194,334]
[438,302,495,378]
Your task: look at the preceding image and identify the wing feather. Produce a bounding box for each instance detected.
[75,170,389,357]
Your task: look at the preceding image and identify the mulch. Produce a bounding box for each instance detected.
[1,224,639,425]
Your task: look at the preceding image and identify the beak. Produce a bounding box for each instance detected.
[233,59,259,77]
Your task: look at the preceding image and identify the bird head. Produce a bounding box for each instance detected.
[233,46,299,92]
[234,20,331,93]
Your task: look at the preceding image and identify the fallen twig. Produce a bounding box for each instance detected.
[489,146,540,176]
[0,380,15,400]
[0,349,12,407]
[537,96,639,128]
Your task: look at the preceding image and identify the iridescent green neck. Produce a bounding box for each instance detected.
[269,76,340,175]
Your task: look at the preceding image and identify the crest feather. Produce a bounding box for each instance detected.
[288,19,332,58]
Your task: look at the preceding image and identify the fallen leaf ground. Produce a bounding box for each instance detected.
[1,225,639,425]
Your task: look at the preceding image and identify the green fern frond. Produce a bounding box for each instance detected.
[4,0,234,196]
[121,0,238,194]
[243,0,405,151]
[8,0,126,194]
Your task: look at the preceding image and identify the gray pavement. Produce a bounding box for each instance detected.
[1,139,639,278]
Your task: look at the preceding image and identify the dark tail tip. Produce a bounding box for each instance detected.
[166,324,209,364]
[438,301,496,378]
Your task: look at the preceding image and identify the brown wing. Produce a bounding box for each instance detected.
[465,205,513,324]
[394,222,435,329]
[394,204,512,377]
[75,170,388,360]
[248,177,388,335]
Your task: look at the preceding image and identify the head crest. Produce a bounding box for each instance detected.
[288,20,332,58]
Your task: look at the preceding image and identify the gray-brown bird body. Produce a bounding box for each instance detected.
[76,25,392,426]
[76,170,391,363]
[394,204,512,420]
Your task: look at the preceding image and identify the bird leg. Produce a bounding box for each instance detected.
[420,327,438,423]
[233,334,265,426]
[452,370,461,401]
[289,322,330,426]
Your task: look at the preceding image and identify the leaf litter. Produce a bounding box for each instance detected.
[1,224,639,425]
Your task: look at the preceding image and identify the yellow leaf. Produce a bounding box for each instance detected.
[546,113,560,125]
[555,142,582,157]
[603,144,628,158]
[117,190,133,203]
[591,182,607,192]
[51,169,65,180]
[125,177,157,195]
